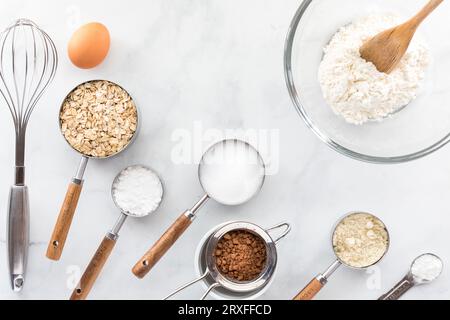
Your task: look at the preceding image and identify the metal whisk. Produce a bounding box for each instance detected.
[0,19,57,291]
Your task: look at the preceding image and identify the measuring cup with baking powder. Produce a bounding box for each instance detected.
[379,253,443,300]
[132,139,265,279]
[293,212,390,300]
[46,80,139,261]
[164,221,291,300]
[70,165,163,300]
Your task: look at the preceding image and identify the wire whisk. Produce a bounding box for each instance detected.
[0,18,58,291]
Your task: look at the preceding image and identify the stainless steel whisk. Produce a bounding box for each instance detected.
[0,19,57,291]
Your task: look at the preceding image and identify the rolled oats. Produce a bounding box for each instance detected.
[60,80,138,157]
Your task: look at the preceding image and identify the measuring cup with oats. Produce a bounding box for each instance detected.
[46,80,139,261]
[293,212,390,300]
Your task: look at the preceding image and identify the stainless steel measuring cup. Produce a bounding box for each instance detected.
[294,212,390,300]
[46,80,139,261]
[379,253,443,300]
[70,165,162,300]
[164,221,291,300]
[132,139,265,279]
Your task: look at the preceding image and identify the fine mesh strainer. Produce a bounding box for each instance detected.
[164,221,291,300]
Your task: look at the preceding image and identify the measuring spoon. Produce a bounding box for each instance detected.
[379,253,443,300]
[132,139,265,279]
[70,165,163,300]
[294,212,390,300]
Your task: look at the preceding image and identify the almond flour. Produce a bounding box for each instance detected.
[333,213,389,268]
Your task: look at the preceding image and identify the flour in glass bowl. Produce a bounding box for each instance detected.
[318,14,431,125]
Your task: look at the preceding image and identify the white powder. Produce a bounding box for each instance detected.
[319,14,430,125]
[411,254,443,282]
[112,165,163,217]
[199,140,265,206]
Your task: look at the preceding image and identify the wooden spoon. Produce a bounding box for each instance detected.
[360,0,443,74]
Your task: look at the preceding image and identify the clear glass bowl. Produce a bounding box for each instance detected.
[284,0,450,163]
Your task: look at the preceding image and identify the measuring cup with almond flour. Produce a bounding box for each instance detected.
[293,212,390,300]
[132,139,265,279]
[379,253,443,300]
[70,165,163,300]
[46,80,139,261]
[164,221,291,300]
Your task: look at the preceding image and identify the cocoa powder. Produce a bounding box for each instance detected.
[214,230,267,282]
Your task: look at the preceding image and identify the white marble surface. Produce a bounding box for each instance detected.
[0,0,449,300]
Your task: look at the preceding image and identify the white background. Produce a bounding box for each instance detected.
[0,0,449,300]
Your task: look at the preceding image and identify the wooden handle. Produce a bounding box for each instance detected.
[70,235,116,300]
[293,278,324,300]
[46,181,83,261]
[412,0,443,26]
[132,213,192,278]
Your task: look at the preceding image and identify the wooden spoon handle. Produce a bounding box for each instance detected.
[70,234,117,300]
[46,181,83,261]
[411,0,443,26]
[132,213,192,278]
[293,278,324,300]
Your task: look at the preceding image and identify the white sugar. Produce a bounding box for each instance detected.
[199,141,265,206]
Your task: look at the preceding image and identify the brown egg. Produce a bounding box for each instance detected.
[68,22,110,69]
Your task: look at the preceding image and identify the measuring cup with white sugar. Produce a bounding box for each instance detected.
[293,212,390,300]
[132,139,265,279]
[379,253,443,300]
[70,165,163,300]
